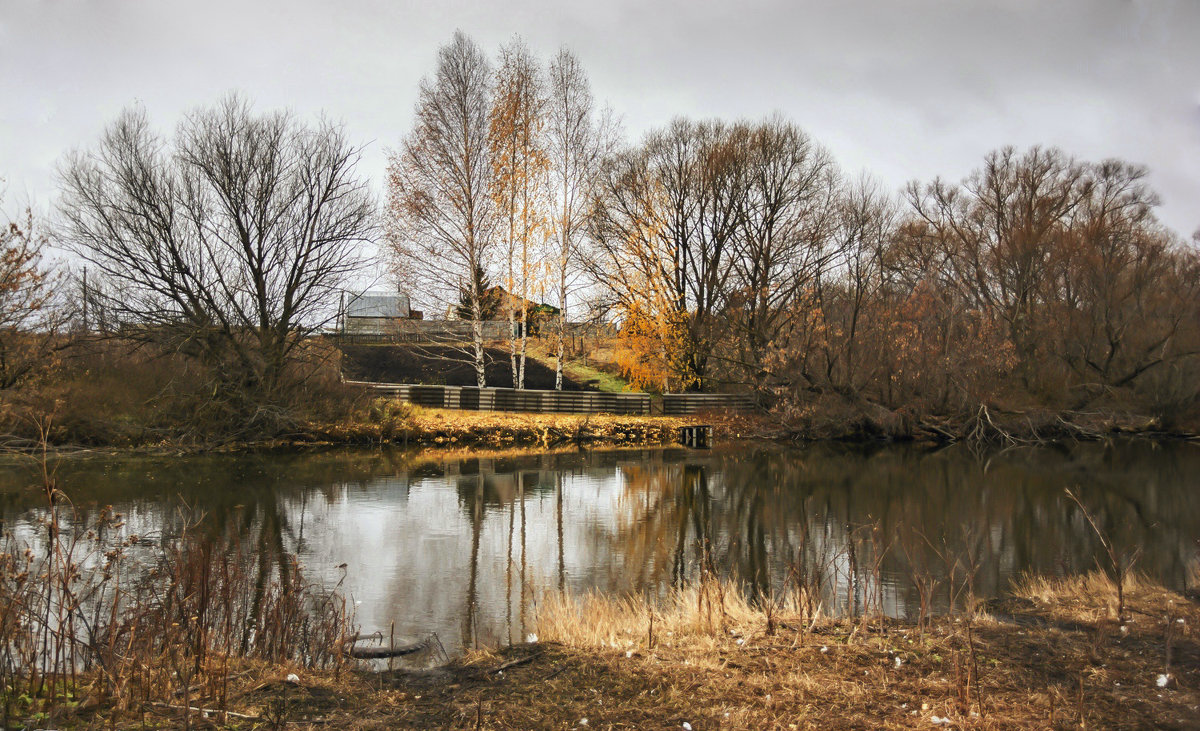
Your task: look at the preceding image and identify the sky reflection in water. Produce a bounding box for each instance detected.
[0,442,1197,654]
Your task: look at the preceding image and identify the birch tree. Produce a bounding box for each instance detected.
[489,38,548,390]
[546,48,614,389]
[387,31,495,387]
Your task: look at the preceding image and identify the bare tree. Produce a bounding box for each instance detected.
[387,31,495,387]
[1049,161,1200,399]
[589,118,742,391]
[724,117,840,393]
[906,146,1090,387]
[821,176,897,393]
[490,37,548,390]
[898,147,1200,406]
[546,47,615,390]
[57,95,373,413]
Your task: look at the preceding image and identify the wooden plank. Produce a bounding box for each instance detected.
[663,393,756,415]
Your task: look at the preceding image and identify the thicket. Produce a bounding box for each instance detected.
[0,337,358,447]
[588,126,1200,432]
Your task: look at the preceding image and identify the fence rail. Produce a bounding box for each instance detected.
[662,392,757,415]
[347,381,651,415]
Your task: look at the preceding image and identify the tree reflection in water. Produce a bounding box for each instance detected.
[0,442,1197,654]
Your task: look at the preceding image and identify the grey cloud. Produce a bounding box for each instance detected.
[1,0,1196,235]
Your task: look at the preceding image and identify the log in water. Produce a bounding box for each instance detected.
[347,637,430,659]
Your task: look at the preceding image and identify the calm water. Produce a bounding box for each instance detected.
[1,442,1197,653]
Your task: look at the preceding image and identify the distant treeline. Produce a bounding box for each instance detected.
[387,32,1200,428]
[588,124,1199,425]
[0,31,1196,444]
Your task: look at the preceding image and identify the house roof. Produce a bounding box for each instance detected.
[346,292,410,318]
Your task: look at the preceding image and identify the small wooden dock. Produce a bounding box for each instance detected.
[678,425,714,449]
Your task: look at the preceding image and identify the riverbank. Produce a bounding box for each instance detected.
[3,406,773,456]
[0,405,777,458]
[304,404,777,448]
[6,389,1196,458]
[772,392,1200,445]
[209,401,1200,455]
[6,333,1196,454]
[34,572,1197,729]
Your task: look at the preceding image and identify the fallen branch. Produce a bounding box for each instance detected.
[342,631,384,645]
[490,652,541,674]
[918,419,959,442]
[147,701,261,721]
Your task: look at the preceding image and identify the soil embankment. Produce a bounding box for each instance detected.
[339,343,595,390]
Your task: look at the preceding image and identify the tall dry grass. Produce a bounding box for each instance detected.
[1011,570,1160,618]
[536,576,815,652]
[536,514,1003,659]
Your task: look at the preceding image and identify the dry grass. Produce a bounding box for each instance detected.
[305,404,778,450]
[361,572,1195,730]
[406,406,685,446]
[39,571,1192,729]
[1011,571,1162,620]
[304,405,685,449]
[536,580,813,652]
[1,337,364,449]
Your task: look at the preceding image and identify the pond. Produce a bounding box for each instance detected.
[1,441,1197,654]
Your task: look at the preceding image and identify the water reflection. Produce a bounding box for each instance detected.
[0,442,1196,654]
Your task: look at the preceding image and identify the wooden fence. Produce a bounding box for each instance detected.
[662,392,757,415]
[347,381,651,415]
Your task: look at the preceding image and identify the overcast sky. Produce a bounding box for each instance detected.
[2,0,1197,238]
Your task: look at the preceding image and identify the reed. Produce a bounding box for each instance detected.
[0,444,355,728]
[1065,487,1142,621]
[536,574,813,652]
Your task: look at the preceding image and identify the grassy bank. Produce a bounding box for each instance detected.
[299,404,778,451]
[10,395,1195,457]
[5,335,1194,453]
[28,572,1196,729]
[339,341,635,394]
